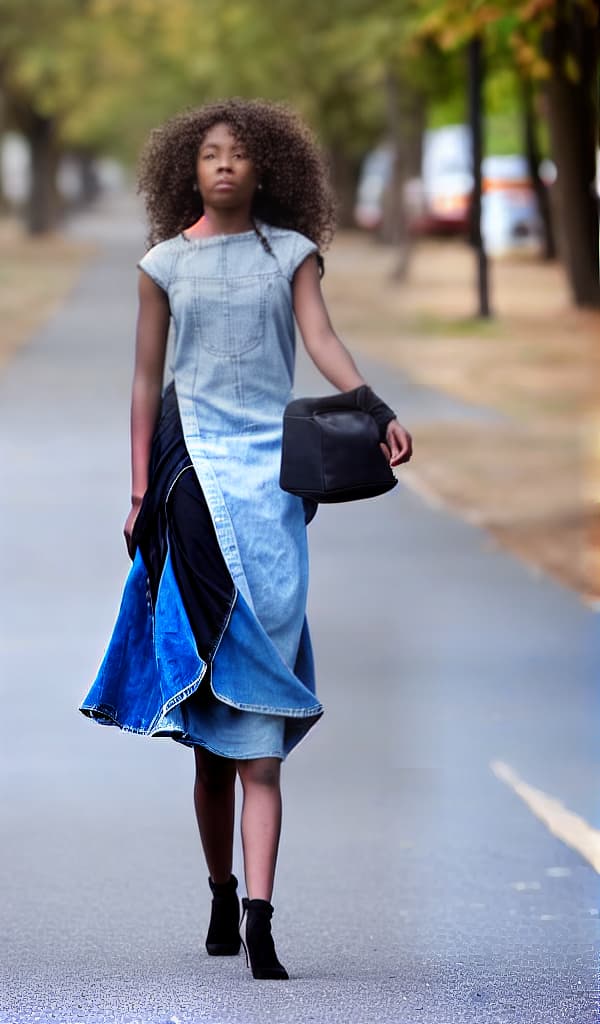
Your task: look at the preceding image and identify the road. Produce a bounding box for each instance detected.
[0,192,598,1024]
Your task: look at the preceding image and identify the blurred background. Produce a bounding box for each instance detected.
[1,0,598,602]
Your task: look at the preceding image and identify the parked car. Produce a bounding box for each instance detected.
[354,125,473,236]
[353,143,395,230]
[354,126,547,252]
[410,124,473,235]
[480,154,542,255]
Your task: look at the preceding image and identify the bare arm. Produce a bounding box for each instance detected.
[292,255,365,391]
[123,271,170,552]
[292,255,412,466]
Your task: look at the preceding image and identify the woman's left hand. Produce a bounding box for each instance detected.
[381,419,413,467]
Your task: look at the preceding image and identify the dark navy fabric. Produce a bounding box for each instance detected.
[133,382,235,661]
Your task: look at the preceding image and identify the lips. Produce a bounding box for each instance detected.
[214,180,235,191]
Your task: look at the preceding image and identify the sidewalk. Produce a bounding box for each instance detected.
[0,193,597,1024]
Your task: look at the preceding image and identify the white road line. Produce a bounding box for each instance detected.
[491,760,600,873]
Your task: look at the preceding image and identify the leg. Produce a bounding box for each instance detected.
[237,757,282,902]
[194,747,241,957]
[193,746,237,884]
[237,758,288,980]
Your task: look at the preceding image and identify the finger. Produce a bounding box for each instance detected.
[390,432,412,466]
[383,441,403,468]
[391,446,411,466]
[387,429,403,463]
[397,429,412,455]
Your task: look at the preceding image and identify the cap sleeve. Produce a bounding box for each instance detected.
[137,241,174,292]
[286,232,319,282]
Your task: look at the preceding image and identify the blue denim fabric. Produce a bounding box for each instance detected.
[80,546,321,753]
[80,224,323,757]
[81,548,205,734]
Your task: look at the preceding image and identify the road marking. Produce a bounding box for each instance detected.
[491,760,600,873]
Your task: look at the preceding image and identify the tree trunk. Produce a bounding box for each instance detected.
[521,77,556,260]
[382,69,425,281]
[26,112,61,234]
[327,146,361,229]
[0,95,9,213]
[74,149,101,208]
[468,35,491,318]
[543,4,600,307]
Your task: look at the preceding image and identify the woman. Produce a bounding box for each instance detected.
[80,99,412,980]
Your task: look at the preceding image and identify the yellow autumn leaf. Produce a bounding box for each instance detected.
[518,0,553,20]
[531,55,552,79]
[564,51,580,83]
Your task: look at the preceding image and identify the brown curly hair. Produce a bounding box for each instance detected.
[137,98,336,257]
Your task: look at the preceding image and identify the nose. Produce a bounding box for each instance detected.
[217,155,233,172]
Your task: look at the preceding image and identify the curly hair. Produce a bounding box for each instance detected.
[137,98,336,257]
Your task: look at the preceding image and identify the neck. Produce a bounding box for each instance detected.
[191,208,255,238]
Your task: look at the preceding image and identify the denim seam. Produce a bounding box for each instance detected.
[172,735,284,760]
[149,661,207,729]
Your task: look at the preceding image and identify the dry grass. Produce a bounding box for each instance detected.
[324,232,599,603]
[0,216,96,370]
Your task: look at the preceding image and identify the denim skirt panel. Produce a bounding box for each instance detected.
[80,383,322,759]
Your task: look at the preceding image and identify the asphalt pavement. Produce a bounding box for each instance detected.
[0,192,598,1024]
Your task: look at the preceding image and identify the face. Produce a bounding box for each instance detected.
[196,122,257,210]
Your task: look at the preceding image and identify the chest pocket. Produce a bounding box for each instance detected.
[194,275,269,357]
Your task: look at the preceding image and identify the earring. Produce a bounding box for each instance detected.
[257,183,263,191]
[192,183,198,192]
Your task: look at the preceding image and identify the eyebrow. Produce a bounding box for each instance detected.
[200,140,246,151]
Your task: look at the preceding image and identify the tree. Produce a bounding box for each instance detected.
[417,0,600,307]
[520,74,556,260]
[468,34,491,317]
[0,0,76,231]
[0,0,218,231]
[541,1,599,305]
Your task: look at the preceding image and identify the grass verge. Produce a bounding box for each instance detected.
[324,232,598,603]
[0,216,96,371]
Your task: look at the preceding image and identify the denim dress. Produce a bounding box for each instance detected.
[79,224,323,759]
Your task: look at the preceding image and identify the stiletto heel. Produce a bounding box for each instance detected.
[205,874,241,956]
[240,897,289,980]
[239,902,250,968]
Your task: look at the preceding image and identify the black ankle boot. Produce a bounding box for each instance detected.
[241,897,289,980]
[205,874,241,956]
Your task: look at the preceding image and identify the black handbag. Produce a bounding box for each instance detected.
[279,385,398,504]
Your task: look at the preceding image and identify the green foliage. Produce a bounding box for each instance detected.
[0,0,464,163]
[0,0,581,167]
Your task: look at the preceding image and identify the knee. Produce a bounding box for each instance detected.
[238,757,281,790]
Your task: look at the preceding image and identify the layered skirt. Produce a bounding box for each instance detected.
[79,384,322,759]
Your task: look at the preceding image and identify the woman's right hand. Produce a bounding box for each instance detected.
[123,497,143,559]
